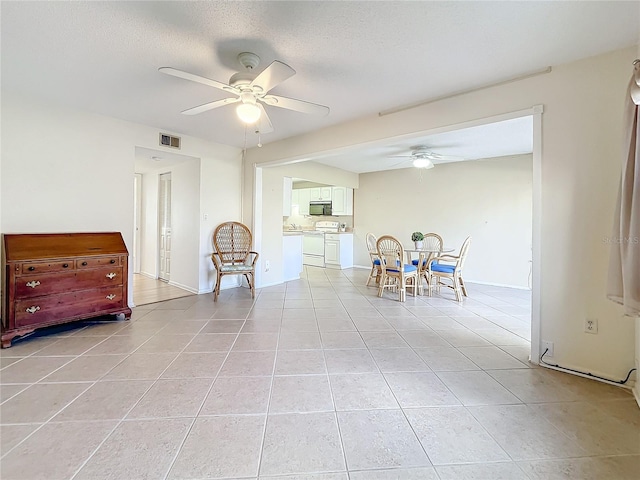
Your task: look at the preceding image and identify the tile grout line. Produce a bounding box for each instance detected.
[161,292,261,480]
[66,313,211,480]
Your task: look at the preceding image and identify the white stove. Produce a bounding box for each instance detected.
[314,221,340,232]
[302,222,339,267]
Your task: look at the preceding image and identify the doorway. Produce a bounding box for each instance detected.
[133,147,200,306]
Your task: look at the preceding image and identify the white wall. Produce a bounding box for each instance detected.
[355,155,533,288]
[198,153,244,293]
[166,160,201,292]
[245,47,638,382]
[1,93,242,302]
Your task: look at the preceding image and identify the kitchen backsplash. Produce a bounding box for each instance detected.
[284,207,353,230]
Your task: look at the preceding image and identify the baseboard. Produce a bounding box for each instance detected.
[258,280,286,289]
[353,264,372,270]
[167,280,199,294]
[539,362,634,391]
[464,279,530,290]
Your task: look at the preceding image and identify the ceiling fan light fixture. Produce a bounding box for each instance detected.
[413,158,434,169]
[236,102,261,124]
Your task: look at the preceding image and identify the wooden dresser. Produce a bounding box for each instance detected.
[1,232,132,348]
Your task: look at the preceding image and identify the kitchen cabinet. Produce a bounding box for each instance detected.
[309,187,332,201]
[324,233,354,269]
[283,234,303,281]
[298,188,310,215]
[283,177,293,216]
[331,187,353,215]
[291,189,299,209]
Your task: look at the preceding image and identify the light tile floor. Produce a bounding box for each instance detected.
[1,267,638,479]
[133,273,194,306]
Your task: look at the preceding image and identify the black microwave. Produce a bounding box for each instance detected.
[309,201,332,216]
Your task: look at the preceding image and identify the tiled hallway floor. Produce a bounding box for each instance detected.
[1,267,638,479]
[133,273,195,306]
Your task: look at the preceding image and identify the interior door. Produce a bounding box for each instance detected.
[132,174,142,274]
[158,173,172,282]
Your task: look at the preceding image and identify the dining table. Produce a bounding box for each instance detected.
[404,246,455,295]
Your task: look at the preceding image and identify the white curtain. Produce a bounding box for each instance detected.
[607,63,640,317]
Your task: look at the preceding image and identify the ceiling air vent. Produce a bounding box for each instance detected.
[159,133,181,149]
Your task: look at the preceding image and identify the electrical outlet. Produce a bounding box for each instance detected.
[585,318,598,334]
[265,260,270,272]
[542,340,554,357]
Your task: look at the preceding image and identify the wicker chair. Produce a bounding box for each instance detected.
[411,232,443,292]
[428,236,471,302]
[376,235,418,302]
[365,232,382,286]
[211,222,259,301]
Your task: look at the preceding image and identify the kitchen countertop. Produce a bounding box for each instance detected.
[282,230,353,235]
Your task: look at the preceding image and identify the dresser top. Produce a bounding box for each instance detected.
[3,232,128,261]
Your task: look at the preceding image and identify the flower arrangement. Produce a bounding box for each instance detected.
[411,231,424,242]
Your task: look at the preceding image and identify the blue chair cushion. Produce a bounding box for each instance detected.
[431,263,456,274]
[411,259,428,266]
[373,259,381,265]
[386,264,417,273]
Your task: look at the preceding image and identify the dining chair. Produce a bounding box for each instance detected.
[376,235,418,302]
[365,232,382,286]
[411,232,443,291]
[211,221,259,301]
[428,236,471,302]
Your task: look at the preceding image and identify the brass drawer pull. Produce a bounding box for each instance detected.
[26,306,41,314]
[106,273,117,279]
[26,281,41,289]
[106,294,116,300]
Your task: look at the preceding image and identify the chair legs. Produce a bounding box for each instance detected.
[428,273,468,302]
[213,272,256,302]
[244,273,256,298]
[459,276,468,297]
[366,264,378,286]
[214,272,222,301]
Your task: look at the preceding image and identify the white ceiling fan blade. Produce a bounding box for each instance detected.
[256,103,274,134]
[159,67,238,93]
[263,94,329,116]
[250,60,296,94]
[181,97,239,115]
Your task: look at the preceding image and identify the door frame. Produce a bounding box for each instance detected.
[252,105,542,365]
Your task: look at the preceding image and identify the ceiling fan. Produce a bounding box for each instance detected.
[390,146,461,169]
[159,52,330,134]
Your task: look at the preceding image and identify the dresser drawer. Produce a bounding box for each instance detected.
[14,286,125,327]
[76,256,120,268]
[15,267,125,299]
[21,260,75,274]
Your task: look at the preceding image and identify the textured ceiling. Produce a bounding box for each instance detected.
[2,1,638,153]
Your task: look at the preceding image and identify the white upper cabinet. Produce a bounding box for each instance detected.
[309,187,332,201]
[298,188,311,215]
[291,189,299,207]
[331,187,353,215]
[283,177,293,216]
